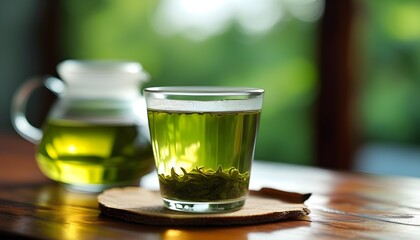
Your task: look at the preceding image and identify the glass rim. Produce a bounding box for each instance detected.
[144,86,264,112]
[144,86,264,97]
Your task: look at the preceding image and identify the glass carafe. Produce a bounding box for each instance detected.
[11,60,154,192]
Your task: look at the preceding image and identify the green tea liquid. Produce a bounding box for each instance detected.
[36,119,154,192]
[147,110,260,201]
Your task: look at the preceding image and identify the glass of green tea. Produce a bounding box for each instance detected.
[144,86,264,213]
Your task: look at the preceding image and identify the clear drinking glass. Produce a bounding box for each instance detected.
[144,86,264,213]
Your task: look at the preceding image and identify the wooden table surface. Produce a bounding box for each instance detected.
[1,133,419,240]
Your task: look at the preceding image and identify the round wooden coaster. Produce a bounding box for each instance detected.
[98,187,310,226]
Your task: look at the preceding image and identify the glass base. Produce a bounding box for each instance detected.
[163,197,246,213]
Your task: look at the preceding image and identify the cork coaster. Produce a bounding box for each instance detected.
[98,187,310,226]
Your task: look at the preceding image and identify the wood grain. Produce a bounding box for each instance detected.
[1,134,420,239]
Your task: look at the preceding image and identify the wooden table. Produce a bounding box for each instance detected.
[1,134,419,239]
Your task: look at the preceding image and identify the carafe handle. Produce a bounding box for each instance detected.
[11,76,65,143]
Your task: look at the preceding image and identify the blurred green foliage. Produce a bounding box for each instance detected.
[358,0,420,145]
[59,0,420,164]
[60,0,319,165]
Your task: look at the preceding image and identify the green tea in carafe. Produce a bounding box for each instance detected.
[36,119,154,192]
